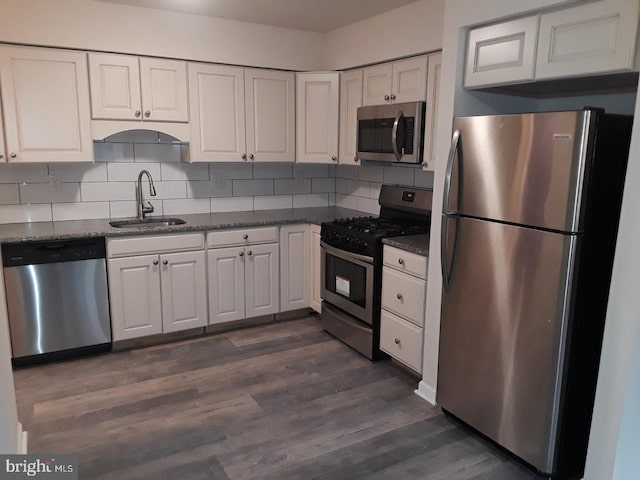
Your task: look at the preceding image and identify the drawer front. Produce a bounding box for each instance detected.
[107,233,204,258]
[380,309,423,372]
[382,266,426,326]
[383,245,427,279]
[207,227,279,248]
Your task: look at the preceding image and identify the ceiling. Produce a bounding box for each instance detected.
[95,0,420,33]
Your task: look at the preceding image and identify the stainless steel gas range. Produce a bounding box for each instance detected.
[320,184,433,359]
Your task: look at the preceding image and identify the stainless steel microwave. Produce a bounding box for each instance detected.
[356,101,425,164]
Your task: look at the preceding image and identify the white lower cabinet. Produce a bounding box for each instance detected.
[280,224,310,312]
[380,245,428,373]
[310,224,322,313]
[107,234,207,341]
[207,227,280,324]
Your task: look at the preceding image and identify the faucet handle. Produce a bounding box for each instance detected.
[142,202,154,214]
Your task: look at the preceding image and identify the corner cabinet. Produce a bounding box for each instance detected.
[339,69,363,165]
[280,224,310,312]
[0,46,93,163]
[107,233,208,341]
[88,53,189,123]
[207,227,280,324]
[296,72,340,164]
[188,64,295,163]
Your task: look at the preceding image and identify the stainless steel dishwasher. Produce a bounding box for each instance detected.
[2,238,111,363]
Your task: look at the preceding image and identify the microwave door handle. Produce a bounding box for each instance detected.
[391,111,404,162]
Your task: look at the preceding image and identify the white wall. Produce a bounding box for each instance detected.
[0,0,324,71]
[422,1,640,479]
[323,0,445,70]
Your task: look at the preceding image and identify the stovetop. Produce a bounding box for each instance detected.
[321,215,430,258]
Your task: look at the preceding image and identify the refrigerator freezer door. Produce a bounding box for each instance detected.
[437,216,577,474]
[448,111,593,233]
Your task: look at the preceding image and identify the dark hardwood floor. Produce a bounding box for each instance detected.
[13,316,542,480]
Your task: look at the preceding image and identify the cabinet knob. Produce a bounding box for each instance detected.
[241,153,247,160]
[421,161,428,168]
[390,94,396,101]
[247,250,253,256]
[384,95,390,101]
[249,153,254,160]
[398,258,404,265]
[243,234,249,240]
[331,156,337,162]
[162,259,168,265]
[394,338,401,345]
[10,153,16,159]
[0,154,3,159]
[353,156,359,163]
[134,110,141,118]
[144,110,151,118]
[396,293,403,300]
[239,251,244,257]
[153,259,159,265]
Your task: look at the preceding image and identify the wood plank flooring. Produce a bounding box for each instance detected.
[13,316,544,480]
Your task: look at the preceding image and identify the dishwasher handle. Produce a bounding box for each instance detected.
[2,238,106,267]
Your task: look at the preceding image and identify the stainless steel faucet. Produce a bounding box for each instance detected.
[137,169,157,220]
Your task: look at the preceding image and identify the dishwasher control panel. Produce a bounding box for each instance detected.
[2,238,106,267]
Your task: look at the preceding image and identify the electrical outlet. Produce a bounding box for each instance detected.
[49,175,61,192]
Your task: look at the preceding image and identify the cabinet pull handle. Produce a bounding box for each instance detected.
[241,153,247,160]
[396,293,403,300]
[243,234,249,240]
[134,110,141,118]
[331,156,337,162]
[398,258,404,265]
[162,259,168,265]
[247,250,253,256]
[10,153,17,159]
[0,154,3,159]
[249,153,254,160]
[239,251,244,257]
[153,259,159,265]
[144,110,151,118]
[390,94,396,101]
[384,95,390,101]
[354,156,359,163]
[394,338,401,345]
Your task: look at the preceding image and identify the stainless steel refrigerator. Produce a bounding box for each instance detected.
[437,109,633,479]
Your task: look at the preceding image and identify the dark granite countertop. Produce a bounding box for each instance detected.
[382,234,430,257]
[0,207,364,244]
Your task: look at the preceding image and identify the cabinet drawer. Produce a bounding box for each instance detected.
[107,233,204,258]
[383,245,427,279]
[380,309,423,372]
[382,267,426,326]
[207,227,279,248]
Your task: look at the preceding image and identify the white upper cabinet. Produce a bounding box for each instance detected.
[189,65,294,163]
[88,53,188,122]
[296,72,340,164]
[535,0,640,79]
[245,68,295,162]
[188,63,246,162]
[0,46,93,163]
[464,16,539,88]
[363,56,428,106]
[339,69,363,165]
[0,96,5,161]
[423,52,442,172]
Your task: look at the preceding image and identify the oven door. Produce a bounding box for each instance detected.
[321,241,374,324]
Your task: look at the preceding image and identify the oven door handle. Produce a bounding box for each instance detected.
[320,241,374,265]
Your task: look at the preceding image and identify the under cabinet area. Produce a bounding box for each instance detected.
[0,45,93,163]
[107,233,207,341]
[380,245,428,372]
[207,227,280,324]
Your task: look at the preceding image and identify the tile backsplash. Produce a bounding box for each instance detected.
[0,130,434,224]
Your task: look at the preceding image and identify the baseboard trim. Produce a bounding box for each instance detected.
[17,423,27,454]
[415,381,437,406]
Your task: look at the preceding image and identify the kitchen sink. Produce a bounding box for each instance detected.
[109,218,186,229]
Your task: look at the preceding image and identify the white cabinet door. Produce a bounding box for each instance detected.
[0,95,5,162]
[188,63,246,162]
[0,46,93,163]
[339,69,363,165]
[296,72,339,164]
[108,255,163,341]
[423,52,442,172]
[536,0,639,79]
[280,225,310,312]
[208,246,246,324]
[464,16,539,88]
[362,63,392,106]
[391,56,428,103]
[245,243,279,318]
[245,68,295,163]
[139,57,189,123]
[88,53,141,121]
[160,250,207,333]
[309,224,322,313]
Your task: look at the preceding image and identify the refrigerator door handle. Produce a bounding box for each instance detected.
[442,129,461,215]
[441,214,450,292]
